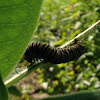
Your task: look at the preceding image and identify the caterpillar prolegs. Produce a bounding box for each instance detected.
[24,39,85,64]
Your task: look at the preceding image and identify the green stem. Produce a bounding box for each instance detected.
[4,20,100,88]
[4,62,44,88]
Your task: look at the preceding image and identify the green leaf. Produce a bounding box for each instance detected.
[41,89,100,100]
[0,0,43,79]
[0,75,9,100]
[8,86,22,97]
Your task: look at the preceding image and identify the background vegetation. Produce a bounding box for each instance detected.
[10,0,100,99]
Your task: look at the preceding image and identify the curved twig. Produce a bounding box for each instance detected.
[4,20,100,88]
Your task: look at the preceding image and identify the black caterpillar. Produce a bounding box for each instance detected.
[24,39,85,64]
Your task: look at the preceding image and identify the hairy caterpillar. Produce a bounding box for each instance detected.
[24,39,85,64]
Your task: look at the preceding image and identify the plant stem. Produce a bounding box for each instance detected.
[4,20,100,88]
[4,62,44,88]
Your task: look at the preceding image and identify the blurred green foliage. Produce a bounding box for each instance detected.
[11,0,100,99]
[33,0,100,95]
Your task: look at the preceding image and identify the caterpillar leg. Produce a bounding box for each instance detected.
[64,45,70,49]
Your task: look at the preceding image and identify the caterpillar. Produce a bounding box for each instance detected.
[24,39,85,64]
